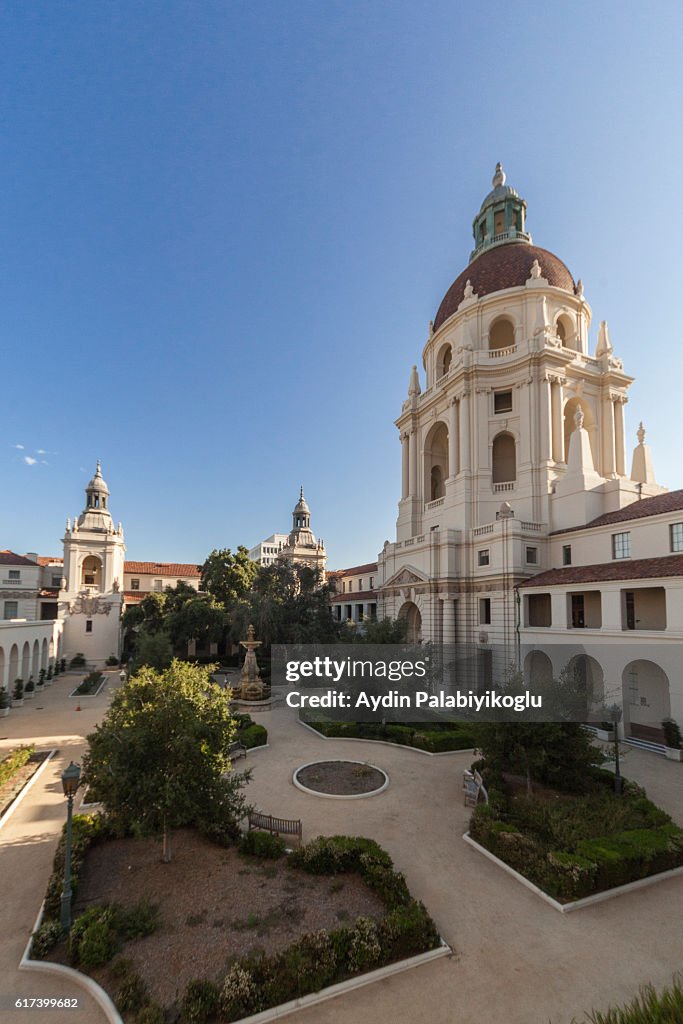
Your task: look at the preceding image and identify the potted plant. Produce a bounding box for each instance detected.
[60,658,66,672]
[25,676,35,700]
[0,688,10,717]
[594,719,615,741]
[45,663,53,685]
[662,718,683,761]
[37,668,46,690]
[12,679,24,707]
[53,661,60,678]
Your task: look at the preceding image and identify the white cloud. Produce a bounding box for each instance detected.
[13,443,25,450]
[36,449,47,455]
[24,456,37,466]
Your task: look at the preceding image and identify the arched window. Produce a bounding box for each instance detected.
[81,555,102,589]
[556,313,577,351]
[492,432,516,483]
[488,317,515,351]
[436,343,452,379]
[423,422,449,502]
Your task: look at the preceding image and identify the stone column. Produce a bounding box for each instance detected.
[603,395,616,477]
[408,427,418,497]
[401,432,409,498]
[460,390,471,471]
[448,399,459,477]
[551,377,565,463]
[540,375,552,462]
[442,597,456,645]
[614,396,626,476]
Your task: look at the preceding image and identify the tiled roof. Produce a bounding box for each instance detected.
[434,243,575,331]
[329,562,378,577]
[552,490,683,535]
[0,550,38,566]
[123,591,144,604]
[124,561,201,577]
[37,556,63,566]
[330,591,378,603]
[521,554,683,588]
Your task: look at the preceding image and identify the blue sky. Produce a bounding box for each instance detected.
[2,1,683,568]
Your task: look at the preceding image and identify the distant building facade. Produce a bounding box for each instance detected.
[328,563,378,624]
[250,489,327,576]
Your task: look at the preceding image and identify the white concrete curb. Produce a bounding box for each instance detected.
[293,759,389,799]
[462,832,683,913]
[298,719,476,757]
[19,904,123,1024]
[0,748,57,833]
[230,941,452,1024]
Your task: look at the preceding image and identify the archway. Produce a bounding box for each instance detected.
[488,317,515,351]
[423,421,449,500]
[566,654,605,708]
[32,639,40,680]
[398,601,422,643]
[622,660,671,742]
[555,313,578,351]
[81,555,102,589]
[436,343,452,378]
[492,432,516,484]
[9,644,19,684]
[21,641,30,681]
[524,650,553,687]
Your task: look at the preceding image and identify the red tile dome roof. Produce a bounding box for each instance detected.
[434,242,576,331]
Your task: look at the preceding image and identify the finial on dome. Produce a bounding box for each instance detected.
[95,459,102,476]
[492,162,506,188]
[300,485,304,501]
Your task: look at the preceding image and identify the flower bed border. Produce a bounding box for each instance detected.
[293,759,389,799]
[0,748,57,832]
[462,831,683,914]
[298,718,475,758]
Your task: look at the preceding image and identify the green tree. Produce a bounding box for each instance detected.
[82,661,249,862]
[200,547,258,608]
[134,628,174,672]
[166,596,227,655]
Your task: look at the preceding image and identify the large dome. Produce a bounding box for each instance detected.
[433,243,576,332]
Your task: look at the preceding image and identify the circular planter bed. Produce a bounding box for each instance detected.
[293,759,388,799]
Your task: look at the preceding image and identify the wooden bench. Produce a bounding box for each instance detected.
[229,741,248,760]
[248,811,302,843]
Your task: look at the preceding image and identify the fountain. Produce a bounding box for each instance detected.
[234,624,270,705]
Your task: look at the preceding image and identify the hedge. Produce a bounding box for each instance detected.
[306,719,476,751]
[185,835,440,1022]
[470,785,683,900]
[0,745,35,788]
[237,723,268,749]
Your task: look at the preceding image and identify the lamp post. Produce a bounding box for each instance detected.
[60,761,81,933]
[608,703,623,796]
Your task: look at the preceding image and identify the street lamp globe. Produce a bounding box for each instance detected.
[61,761,81,798]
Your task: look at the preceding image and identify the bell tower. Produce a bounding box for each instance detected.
[60,462,126,667]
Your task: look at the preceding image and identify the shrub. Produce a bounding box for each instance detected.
[46,665,53,680]
[348,917,382,971]
[571,978,683,1023]
[44,814,112,921]
[13,679,24,700]
[117,898,161,940]
[115,969,149,1013]
[0,688,9,710]
[60,658,66,672]
[39,669,46,685]
[70,653,86,668]
[239,831,286,859]
[136,1003,166,1024]
[290,835,392,876]
[220,964,261,1021]
[30,919,62,959]
[25,677,35,693]
[181,979,221,1023]
[106,655,120,667]
[662,718,682,750]
[379,899,441,960]
[68,906,118,967]
[0,745,34,787]
[238,723,268,749]
[73,671,104,696]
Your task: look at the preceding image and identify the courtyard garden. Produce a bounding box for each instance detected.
[33,823,440,1023]
[469,722,683,901]
[303,715,478,752]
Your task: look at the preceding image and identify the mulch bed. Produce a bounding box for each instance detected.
[63,829,385,1008]
[0,752,50,819]
[296,760,386,795]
